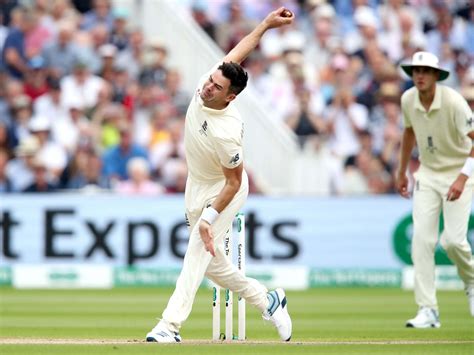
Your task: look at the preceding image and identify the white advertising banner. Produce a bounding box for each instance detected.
[1,194,473,269]
[13,264,113,289]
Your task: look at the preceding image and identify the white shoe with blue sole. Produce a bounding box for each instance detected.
[146,321,182,343]
[262,288,292,341]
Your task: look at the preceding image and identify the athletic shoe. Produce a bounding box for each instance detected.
[406,307,441,328]
[146,321,182,343]
[262,288,292,341]
[467,286,474,317]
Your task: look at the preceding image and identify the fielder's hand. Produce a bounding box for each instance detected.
[446,174,467,201]
[199,220,216,257]
[396,173,410,199]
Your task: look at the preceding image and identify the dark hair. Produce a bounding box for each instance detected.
[218,62,248,95]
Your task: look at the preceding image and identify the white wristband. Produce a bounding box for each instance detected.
[460,157,474,177]
[201,206,219,225]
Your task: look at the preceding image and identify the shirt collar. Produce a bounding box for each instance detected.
[414,84,441,113]
[197,92,230,115]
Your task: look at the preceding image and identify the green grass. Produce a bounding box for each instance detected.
[1,288,473,354]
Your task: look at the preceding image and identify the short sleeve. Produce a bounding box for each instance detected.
[453,96,473,137]
[401,94,412,128]
[213,135,243,169]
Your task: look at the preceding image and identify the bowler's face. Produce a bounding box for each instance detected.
[200,69,235,109]
[412,66,439,92]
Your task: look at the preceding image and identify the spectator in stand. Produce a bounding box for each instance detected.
[91,102,124,149]
[161,158,187,194]
[0,121,13,153]
[324,87,369,161]
[2,6,35,79]
[97,43,117,82]
[115,28,144,81]
[5,135,39,191]
[425,6,466,60]
[164,68,191,116]
[88,80,113,118]
[10,94,33,144]
[0,78,24,127]
[132,81,168,146]
[319,52,353,105]
[215,1,258,54]
[285,86,326,148]
[65,145,109,190]
[109,63,130,104]
[370,82,402,173]
[115,157,164,195]
[23,55,48,100]
[53,97,90,156]
[109,7,129,51]
[47,0,81,36]
[74,23,109,75]
[41,20,79,78]
[245,51,274,104]
[150,118,185,179]
[102,122,148,184]
[23,4,51,59]
[139,38,168,87]
[22,156,56,192]
[190,2,216,41]
[0,147,13,192]
[304,3,338,73]
[28,114,67,182]
[33,76,67,122]
[60,57,105,111]
[80,0,113,32]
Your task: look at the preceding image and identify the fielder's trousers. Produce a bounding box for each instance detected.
[412,167,474,310]
[161,172,268,332]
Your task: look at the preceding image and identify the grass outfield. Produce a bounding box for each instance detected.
[0,288,473,354]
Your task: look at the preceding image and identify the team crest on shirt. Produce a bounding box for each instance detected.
[467,117,473,127]
[199,120,208,136]
[426,136,437,154]
[229,153,240,165]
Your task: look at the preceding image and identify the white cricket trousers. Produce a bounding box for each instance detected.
[412,168,474,310]
[161,172,269,332]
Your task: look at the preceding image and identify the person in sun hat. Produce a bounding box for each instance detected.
[396,51,474,328]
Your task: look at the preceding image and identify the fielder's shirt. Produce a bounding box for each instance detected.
[401,84,474,174]
[184,64,244,184]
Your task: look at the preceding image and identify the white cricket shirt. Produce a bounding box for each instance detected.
[401,84,474,174]
[184,65,244,184]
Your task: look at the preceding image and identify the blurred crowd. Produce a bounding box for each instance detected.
[0,0,472,195]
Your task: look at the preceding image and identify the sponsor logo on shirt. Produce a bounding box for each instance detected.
[199,120,208,136]
[229,153,240,165]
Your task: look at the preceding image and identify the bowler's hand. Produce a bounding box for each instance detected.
[199,220,216,257]
[396,173,410,198]
[446,175,467,201]
[263,7,294,29]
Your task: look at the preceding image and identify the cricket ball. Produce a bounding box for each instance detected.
[281,9,293,18]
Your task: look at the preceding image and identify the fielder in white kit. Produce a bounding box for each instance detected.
[397,51,474,328]
[145,8,294,343]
